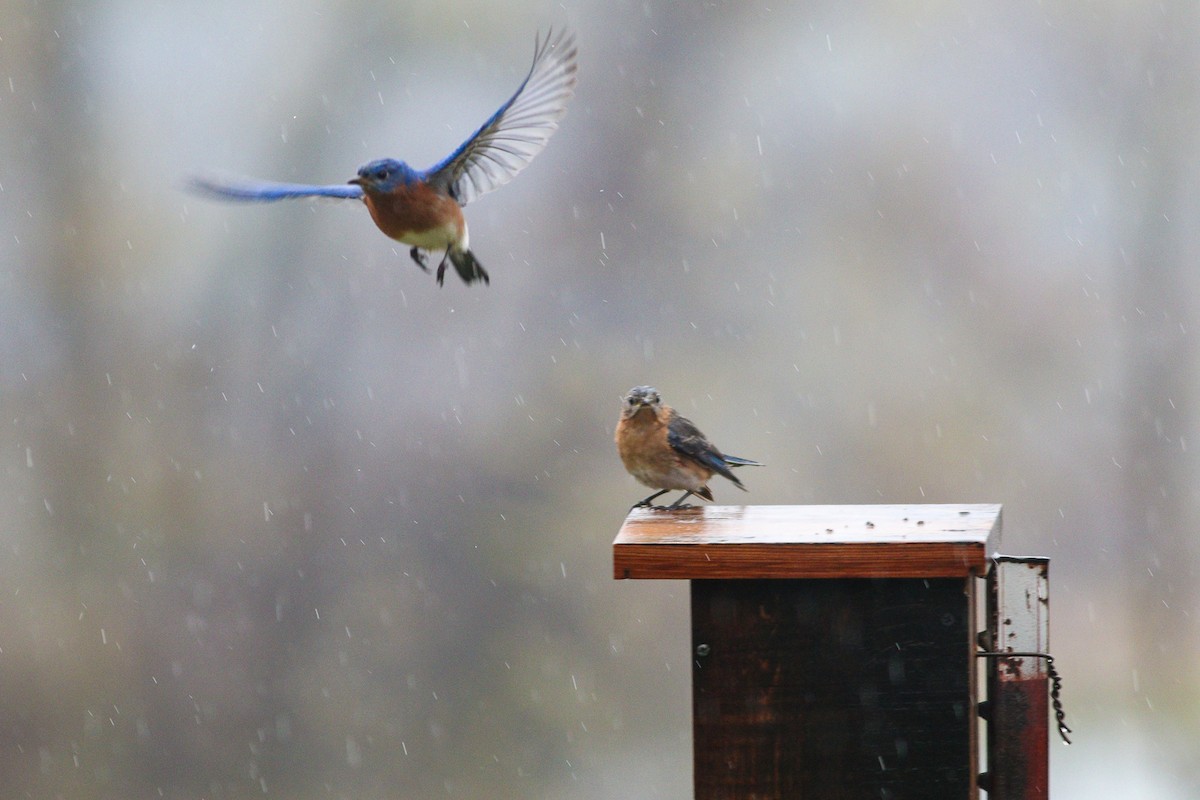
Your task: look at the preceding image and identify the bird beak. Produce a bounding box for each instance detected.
[348,176,364,187]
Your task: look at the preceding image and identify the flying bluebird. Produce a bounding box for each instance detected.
[189,30,578,287]
[615,386,762,510]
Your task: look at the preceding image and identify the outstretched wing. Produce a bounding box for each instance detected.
[187,175,364,202]
[425,29,578,206]
[667,414,745,488]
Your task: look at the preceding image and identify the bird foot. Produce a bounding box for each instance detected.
[409,247,430,273]
[631,502,687,512]
[435,250,451,286]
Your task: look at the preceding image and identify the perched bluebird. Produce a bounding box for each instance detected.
[189,30,578,286]
[615,386,762,510]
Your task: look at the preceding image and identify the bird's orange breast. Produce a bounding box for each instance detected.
[362,182,464,244]
[616,408,712,491]
[616,411,670,469]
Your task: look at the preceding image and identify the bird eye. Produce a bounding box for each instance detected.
[378,169,390,179]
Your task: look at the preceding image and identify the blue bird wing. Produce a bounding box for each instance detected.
[667,414,746,489]
[187,175,364,202]
[425,29,578,207]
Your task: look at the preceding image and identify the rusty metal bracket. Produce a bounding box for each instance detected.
[976,650,1072,744]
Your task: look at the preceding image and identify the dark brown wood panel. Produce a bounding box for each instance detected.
[692,578,974,799]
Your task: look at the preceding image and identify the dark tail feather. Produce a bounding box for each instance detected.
[722,455,761,491]
[723,455,763,467]
[448,249,490,286]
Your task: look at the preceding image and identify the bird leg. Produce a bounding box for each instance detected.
[632,489,671,510]
[435,249,452,286]
[666,491,696,510]
[408,247,430,273]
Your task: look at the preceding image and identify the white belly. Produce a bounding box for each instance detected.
[400,220,469,251]
[630,463,705,491]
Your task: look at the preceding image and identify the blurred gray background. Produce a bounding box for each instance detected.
[1,0,1198,797]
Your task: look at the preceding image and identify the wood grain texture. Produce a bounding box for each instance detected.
[613,504,1001,579]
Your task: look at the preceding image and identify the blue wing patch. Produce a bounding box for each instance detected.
[187,175,364,202]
